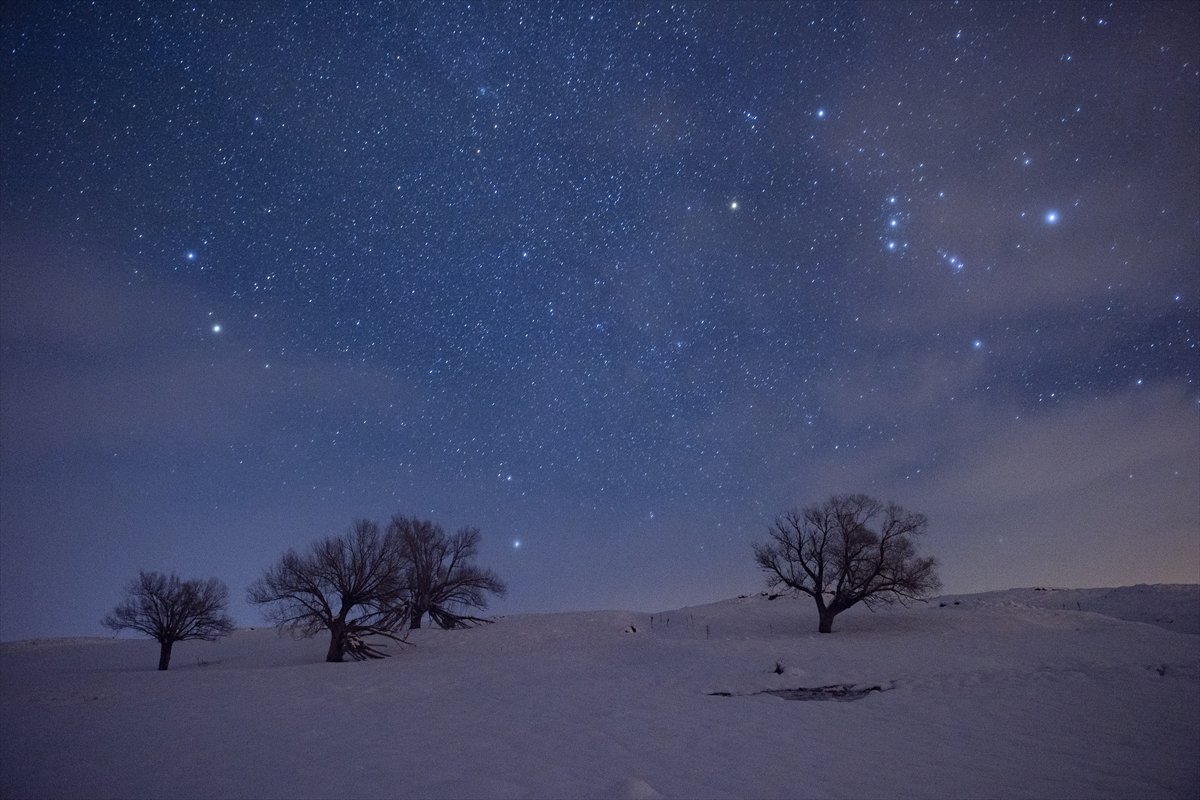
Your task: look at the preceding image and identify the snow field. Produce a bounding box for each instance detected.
[1,586,1197,799]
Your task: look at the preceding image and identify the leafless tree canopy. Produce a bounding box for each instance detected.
[247,519,411,662]
[753,494,941,633]
[102,571,234,670]
[390,515,507,629]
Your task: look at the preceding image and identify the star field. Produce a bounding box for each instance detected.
[1,1,1197,639]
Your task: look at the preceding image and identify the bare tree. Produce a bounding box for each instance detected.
[390,515,507,629]
[102,571,235,670]
[753,494,940,633]
[247,519,411,662]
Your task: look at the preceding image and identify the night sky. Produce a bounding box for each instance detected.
[2,2,1197,642]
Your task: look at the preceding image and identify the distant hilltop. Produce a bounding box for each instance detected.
[932,584,1200,635]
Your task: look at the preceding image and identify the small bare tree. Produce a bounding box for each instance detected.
[390,515,507,629]
[102,571,235,670]
[753,494,940,633]
[247,519,411,662]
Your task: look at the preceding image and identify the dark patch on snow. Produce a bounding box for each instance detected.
[763,684,884,701]
[710,683,888,702]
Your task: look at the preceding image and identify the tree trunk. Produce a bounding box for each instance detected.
[158,639,174,671]
[409,608,423,630]
[326,620,347,662]
[817,607,838,634]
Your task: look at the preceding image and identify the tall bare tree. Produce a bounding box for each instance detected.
[247,519,410,662]
[753,494,940,633]
[390,515,507,629]
[102,571,235,670]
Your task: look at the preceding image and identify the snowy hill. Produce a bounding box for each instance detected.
[2,585,1197,799]
[933,584,1200,634]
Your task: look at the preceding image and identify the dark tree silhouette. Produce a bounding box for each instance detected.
[247,520,411,662]
[390,515,507,629]
[753,494,940,633]
[102,571,235,670]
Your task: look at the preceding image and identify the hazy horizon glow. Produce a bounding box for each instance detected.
[1,2,1197,641]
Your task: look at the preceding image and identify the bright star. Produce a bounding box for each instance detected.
[816,108,826,119]
[937,250,965,272]
[972,339,984,350]
[186,251,197,261]
[212,323,222,334]
[512,539,521,549]
[1044,210,1060,225]
[729,200,739,210]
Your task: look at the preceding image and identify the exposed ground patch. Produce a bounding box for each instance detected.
[709,683,889,701]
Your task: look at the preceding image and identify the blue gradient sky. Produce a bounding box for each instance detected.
[2,1,1197,641]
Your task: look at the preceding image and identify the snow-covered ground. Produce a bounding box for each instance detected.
[2,585,1197,799]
